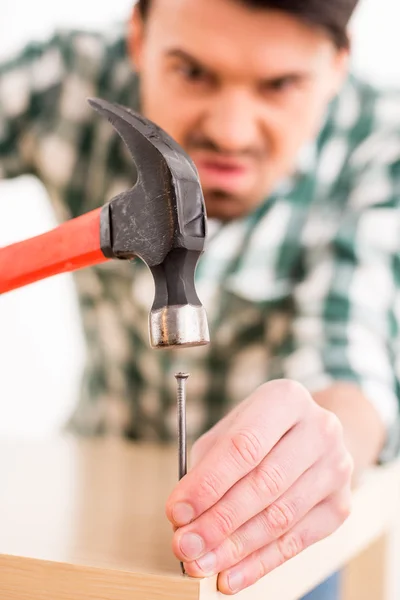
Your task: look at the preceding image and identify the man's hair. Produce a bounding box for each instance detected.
[137,0,359,48]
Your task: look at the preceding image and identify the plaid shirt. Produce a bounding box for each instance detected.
[1,25,400,461]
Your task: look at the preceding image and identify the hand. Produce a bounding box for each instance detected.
[165,380,353,595]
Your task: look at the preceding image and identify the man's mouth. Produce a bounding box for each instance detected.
[193,154,254,194]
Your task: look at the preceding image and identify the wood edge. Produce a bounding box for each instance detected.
[0,553,202,600]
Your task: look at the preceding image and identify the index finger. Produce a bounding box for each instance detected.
[165,380,307,526]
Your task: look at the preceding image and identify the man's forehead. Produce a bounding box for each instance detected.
[147,0,336,76]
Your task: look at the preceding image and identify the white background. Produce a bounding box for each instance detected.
[0,0,399,438]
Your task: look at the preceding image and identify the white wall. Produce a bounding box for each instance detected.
[350,0,400,85]
[0,0,399,439]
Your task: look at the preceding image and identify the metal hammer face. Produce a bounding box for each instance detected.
[88,98,210,349]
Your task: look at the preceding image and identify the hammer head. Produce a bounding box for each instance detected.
[88,98,210,349]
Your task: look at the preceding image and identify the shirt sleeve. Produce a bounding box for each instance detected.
[282,133,400,463]
[0,35,67,179]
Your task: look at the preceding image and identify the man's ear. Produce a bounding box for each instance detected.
[128,4,145,71]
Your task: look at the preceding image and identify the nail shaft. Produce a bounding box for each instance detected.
[175,372,189,576]
[175,373,189,480]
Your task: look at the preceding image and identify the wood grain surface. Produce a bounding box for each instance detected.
[0,436,399,600]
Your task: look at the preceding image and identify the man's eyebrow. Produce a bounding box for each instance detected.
[260,71,313,85]
[165,48,312,83]
[165,48,204,64]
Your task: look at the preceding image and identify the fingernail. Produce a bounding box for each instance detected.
[228,569,244,592]
[196,551,217,574]
[179,533,204,560]
[172,503,195,526]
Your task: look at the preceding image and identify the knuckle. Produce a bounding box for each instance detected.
[197,471,222,504]
[229,531,247,563]
[252,462,285,497]
[254,549,269,582]
[331,494,352,524]
[265,379,311,408]
[282,378,310,399]
[264,500,296,536]
[213,503,237,536]
[319,410,343,444]
[277,531,305,563]
[230,429,264,468]
[334,454,354,484]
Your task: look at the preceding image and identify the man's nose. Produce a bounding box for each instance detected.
[202,91,261,154]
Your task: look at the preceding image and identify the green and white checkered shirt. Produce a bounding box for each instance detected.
[1,25,400,461]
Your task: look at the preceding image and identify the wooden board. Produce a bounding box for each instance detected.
[0,436,399,600]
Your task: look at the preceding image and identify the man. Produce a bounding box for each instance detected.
[0,0,399,597]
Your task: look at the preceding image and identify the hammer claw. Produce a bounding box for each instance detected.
[88,97,198,180]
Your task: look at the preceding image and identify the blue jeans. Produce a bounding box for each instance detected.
[300,572,341,600]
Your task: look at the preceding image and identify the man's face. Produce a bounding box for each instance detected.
[130,0,348,220]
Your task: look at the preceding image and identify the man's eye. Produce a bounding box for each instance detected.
[261,77,297,94]
[178,64,209,82]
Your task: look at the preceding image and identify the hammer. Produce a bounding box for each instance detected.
[0,98,210,349]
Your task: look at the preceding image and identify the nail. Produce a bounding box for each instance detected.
[196,551,217,574]
[172,502,195,526]
[179,533,205,560]
[228,569,244,593]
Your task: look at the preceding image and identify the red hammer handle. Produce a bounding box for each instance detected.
[0,207,109,294]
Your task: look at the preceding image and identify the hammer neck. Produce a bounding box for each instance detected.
[150,247,202,310]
